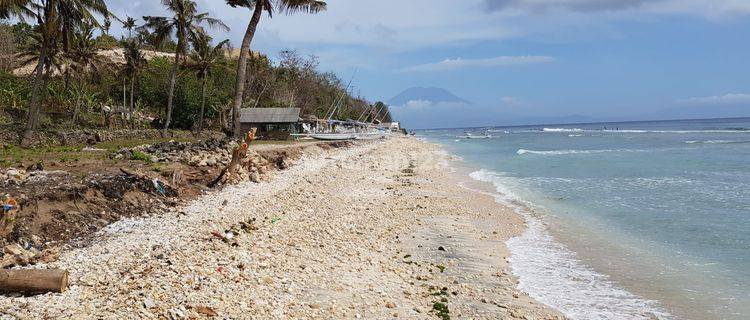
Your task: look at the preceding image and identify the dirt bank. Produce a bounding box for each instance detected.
[0,138,352,262]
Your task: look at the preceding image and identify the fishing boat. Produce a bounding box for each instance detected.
[311,133,356,141]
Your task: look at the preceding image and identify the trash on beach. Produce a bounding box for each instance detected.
[210,230,238,246]
[1,195,17,212]
[1,195,19,238]
[270,216,281,224]
[152,178,166,196]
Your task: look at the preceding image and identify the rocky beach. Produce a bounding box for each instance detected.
[0,137,564,319]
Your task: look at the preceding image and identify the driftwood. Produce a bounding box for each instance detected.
[209,128,257,188]
[0,269,69,294]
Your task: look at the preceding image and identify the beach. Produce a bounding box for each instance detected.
[0,137,563,319]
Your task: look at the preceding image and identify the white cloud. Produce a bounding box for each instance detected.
[483,0,656,13]
[644,0,750,20]
[399,55,555,72]
[682,93,750,105]
[105,0,750,52]
[402,100,435,109]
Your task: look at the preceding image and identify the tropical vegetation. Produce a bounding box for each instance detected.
[0,0,393,146]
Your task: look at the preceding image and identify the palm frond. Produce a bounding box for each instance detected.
[194,14,230,32]
[276,0,326,15]
[0,0,35,20]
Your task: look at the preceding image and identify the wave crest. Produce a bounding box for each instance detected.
[517,148,646,155]
[685,140,750,144]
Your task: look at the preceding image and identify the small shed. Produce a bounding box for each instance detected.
[240,108,301,140]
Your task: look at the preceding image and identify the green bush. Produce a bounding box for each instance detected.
[131,150,152,163]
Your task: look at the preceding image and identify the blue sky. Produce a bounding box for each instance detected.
[108,0,750,128]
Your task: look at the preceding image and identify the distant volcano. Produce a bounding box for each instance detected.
[388,87,469,106]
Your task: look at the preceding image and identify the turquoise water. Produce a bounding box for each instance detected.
[419,118,750,320]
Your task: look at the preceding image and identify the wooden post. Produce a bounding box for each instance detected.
[0,269,69,294]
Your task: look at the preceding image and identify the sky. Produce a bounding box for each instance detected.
[105,0,750,128]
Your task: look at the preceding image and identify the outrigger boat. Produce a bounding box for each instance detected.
[309,71,391,141]
[311,133,356,141]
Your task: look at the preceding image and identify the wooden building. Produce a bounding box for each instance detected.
[239,108,301,140]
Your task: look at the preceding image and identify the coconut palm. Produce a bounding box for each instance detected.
[67,22,112,124]
[225,0,326,137]
[17,28,66,77]
[122,39,146,116]
[185,29,229,132]
[0,0,112,146]
[0,0,35,20]
[142,0,228,134]
[122,16,137,39]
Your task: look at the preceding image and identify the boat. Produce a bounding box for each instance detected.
[311,133,356,141]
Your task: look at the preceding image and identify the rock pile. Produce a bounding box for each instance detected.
[114,138,234,166]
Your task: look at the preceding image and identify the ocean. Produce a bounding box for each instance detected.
[418,117,750,320]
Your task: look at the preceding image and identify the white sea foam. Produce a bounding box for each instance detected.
[685,140,750,144]
[516,148,647,155]
[543,128,584,132]
[469,169,672,320]
[536,128,750,134]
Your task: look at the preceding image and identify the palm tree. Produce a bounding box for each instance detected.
[123,39,146,117]
[142,0,228,134]
[185,29,229,132]
[67,22,112,124]
[225,0,326,138]
[122,16,137,39]
[0,0,113,146]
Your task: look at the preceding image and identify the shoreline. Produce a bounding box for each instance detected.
[425,138,678,320]
[0,136,564,319]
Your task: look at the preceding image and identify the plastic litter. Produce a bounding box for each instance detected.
[152,179,166,196]
[2,195,18,214]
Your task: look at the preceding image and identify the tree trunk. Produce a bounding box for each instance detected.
[197,75,207,132]
[122,79,127,127]
[72,76,83,124]
[130,73,136,127]
[0,269,69,294]
[252,82,268,108]
[231,1,264,138]
[163,51,179,135]
[21,49,48,147]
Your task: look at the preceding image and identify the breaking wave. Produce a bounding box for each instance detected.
[543,128,584,132]
[536,128,750,134]
[469,169,672,320]
[685,140,750,144]
[516,148,647,155]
